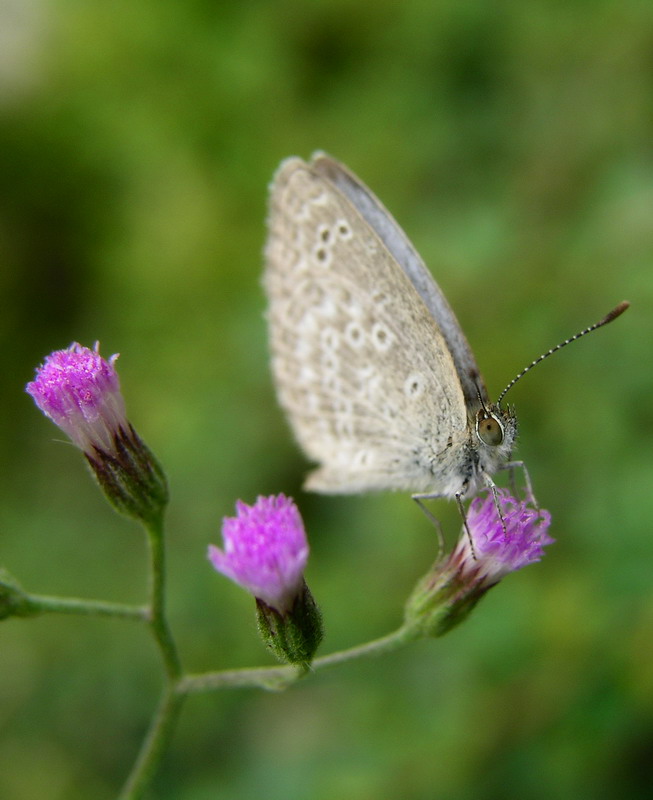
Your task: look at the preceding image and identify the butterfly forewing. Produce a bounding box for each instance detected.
[264,156,472,495]
[311,154,489,408]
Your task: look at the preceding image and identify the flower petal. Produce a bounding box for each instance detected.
[208,494,309,614]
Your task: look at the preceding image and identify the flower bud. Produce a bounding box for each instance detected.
[255,582,324,667]
[208,494,323,665]
[405,490,553,637]
[26,343,168,525]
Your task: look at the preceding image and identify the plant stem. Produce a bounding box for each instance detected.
[23,594,147,620]
[118,683,185,800]
[119,514,183,798]
[145,517,182,679]
[313,624,422,669]
[177,623,423,694]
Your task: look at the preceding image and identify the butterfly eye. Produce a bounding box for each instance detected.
[476,413,504,447]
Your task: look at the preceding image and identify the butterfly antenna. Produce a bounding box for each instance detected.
[475,385,489,413]
[497,301,630,407]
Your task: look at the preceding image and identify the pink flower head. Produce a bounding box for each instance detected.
[208,495,309,615]
[406,489,553,638]
[452,489,554,588]
[26,343,127,456]
[26,342,167,524]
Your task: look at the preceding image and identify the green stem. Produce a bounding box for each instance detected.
[22,594,147,620]
[178,623,423,694]
[145,516,182,679]
[119,513,183,798]
[313,625,422,669]
[118,683,185,800]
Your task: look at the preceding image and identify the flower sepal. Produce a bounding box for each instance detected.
[404,563,490,638]
[85,424,168,527]
[256,581,324,667]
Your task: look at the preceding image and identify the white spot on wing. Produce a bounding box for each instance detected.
[371,322,393,352]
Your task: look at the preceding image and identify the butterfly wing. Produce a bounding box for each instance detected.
[264,156,471,495]
[311,154,488,409]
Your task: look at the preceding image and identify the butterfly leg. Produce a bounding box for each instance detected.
[481,474,509,537]
[455,493,477,560]
[412,492,478,560]
[500,460,538,507]
[411,494,446,559]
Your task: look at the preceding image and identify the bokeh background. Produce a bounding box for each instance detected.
[1,1,652,798]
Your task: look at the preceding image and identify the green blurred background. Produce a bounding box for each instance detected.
[1,1,652,798]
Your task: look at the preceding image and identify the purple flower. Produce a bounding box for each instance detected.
[451,489,554,589]
[26,343,167,524]
[209,495,310,615]
[26,343,127,456]
[406,490,553,637]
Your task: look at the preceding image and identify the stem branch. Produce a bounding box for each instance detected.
[145,517,182,679]
[178,624,423,694]
[24,594,147,620]
[119,513,183,798]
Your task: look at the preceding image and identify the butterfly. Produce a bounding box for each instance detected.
[263,153,517,501]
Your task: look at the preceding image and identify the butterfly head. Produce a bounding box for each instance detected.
[474,404,517,464]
